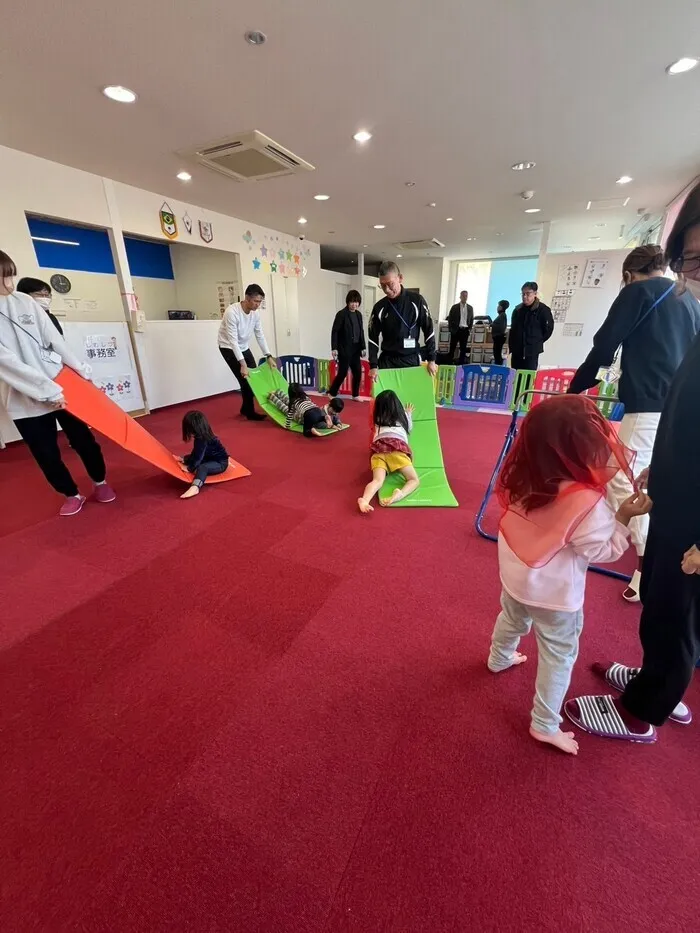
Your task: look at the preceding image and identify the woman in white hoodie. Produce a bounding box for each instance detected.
[0,251,115,516]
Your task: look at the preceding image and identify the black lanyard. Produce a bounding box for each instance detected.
[387,297,416,335]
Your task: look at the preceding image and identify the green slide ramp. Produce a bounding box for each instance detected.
[247,364,349,435]
[373,367,458,507]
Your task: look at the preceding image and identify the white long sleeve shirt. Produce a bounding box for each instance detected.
[498,497,630,612]
[217,302,271,361]
[373,412,413,446]
[0,292,91,420]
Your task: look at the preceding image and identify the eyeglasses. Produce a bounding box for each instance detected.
[670,254,700,275]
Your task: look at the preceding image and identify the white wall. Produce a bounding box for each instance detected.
[36,269,125,322]
[133,277,178,321]
[539,249,628,368]
[298,268,352,359]
[169,243,242,320]
[396,257,446,318]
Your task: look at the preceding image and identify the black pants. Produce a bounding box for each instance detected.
[622,522,700,725]
[302,407,328,437]
[14,410,106,497]
[493,336,507,366]
[511,353,539,371]
[378,352,421,370]
[220,347,257,417]
[329,347,362,398]
[191,460,228,487]
[449,327,470,365]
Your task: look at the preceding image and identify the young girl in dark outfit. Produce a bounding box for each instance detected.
[268,383,343,436]
[177,410,229,499]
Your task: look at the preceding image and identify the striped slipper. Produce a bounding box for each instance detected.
[564,695,657,743]
[600,662,692,725]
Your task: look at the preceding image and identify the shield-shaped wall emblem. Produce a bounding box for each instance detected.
[159,202,178,240]
[199,220,213,243]
[183,212,193,234]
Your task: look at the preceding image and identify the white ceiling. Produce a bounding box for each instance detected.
[2,0,700,261]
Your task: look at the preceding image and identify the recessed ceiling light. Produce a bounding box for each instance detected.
[297,217,307,224]
[446,217,453,222]
[594,222,607,228]
[353,130,372,143]
[616,175,633,185]
[405,181,416,187]
[176,171,192,182]
[373,224,385,229]
[363,244,369,248]
[511,161,536,171]
[102,85,137,103]
[524,208,541,213]
[588,236,601,241]
[244,30,267,46]
[314,194,330,200]
[495,232,504,236]
[396,254,402,258]
[528,228,540,233]
[428,202,436,208]
[666,57,699,75]
[622,197,631,207]
[466,237,477,241]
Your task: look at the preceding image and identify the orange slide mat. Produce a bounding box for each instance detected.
[56,368,250,484]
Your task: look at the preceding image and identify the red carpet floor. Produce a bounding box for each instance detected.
[1,394,698,932]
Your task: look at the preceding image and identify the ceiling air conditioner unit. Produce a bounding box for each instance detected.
[182,130,315,182]
[394,238,446,250]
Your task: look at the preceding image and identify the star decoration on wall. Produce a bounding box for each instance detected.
[260,244,268,258]
[278,249,285,260]
[252,258,261,270]
[286,250,292,262]
[270,261,278,273]
[293,254,300,264]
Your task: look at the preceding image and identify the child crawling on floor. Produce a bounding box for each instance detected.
[268,383,344,436]
[358,389,420,513]
[487,395,651,755]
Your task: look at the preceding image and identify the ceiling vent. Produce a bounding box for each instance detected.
[394,237,446,250]
[586,197,630,211]
[181,130,315,182]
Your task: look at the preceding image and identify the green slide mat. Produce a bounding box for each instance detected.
[372,367,458,507]
[247,364,349,436]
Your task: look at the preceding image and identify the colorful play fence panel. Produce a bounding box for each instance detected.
[278,355,316,389]
[508,370,536,411]
[454,365,514,411]
[328,358,372,398]
[316,358,331,392]
[435,365,457,406]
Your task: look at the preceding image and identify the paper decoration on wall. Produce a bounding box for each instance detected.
[159,202,178,240]
[581,258,609,288]
[252,258,261,270]
[562,322,584,337]
[199,220,213,243]
[551,288,574,323]
[183,212,193,235]
[556,262,581,290]
[243,228,311,278]
[216,281,239,317]
[94,375,135,401]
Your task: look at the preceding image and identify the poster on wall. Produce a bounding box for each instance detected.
[551,291,572,323]
[216,281,239,317]
[556,262,582,290]
[84,334,120,362]
[581,258,609,288]
[562,322,584,337]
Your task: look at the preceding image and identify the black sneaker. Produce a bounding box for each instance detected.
[244,412,266,421]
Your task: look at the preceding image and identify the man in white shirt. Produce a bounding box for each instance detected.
[447,290,474,365]
[218,283,277,420]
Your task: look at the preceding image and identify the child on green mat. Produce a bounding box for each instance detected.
[359,389,420,512]
[268,383,344,436]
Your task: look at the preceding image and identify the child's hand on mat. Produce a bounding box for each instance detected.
[681,544,700,575]
[405,403,415,414]
[178,461,190,473]
[616,491,652,525]
[173,455,183,463]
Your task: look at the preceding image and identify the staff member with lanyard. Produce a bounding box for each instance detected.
[367,261,437,380]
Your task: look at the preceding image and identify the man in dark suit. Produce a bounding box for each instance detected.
[447,290,474,364]
[329,289,366,399]
[508,281,554,371]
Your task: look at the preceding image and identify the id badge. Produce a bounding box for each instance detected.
[403,337,416,349]
[40,348,61,365]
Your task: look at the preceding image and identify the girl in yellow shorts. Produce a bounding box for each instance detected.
[358,389,420,512]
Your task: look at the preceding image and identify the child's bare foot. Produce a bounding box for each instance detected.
[380,490,403,507]
[180,485,200,499]
[529,727,579,755]
[489,651,527,671]
[358,498,373,513]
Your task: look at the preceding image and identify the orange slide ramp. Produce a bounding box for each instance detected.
[56,368,250,484]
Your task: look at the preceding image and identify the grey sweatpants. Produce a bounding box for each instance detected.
[488,590,584,736]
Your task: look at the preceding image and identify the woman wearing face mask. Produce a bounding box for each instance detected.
[568,244,700,601]
[328,289,366,400]
[565,181,700,744]
[16,277,63,334]
[0,251,115,516]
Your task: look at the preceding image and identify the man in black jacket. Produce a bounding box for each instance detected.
[329,289,366,399]
[447,290,474,364]
[368,262,437,379]
[508,281,554,370]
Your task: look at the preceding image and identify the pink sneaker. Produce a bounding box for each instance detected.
[93,483,116,504]
[60,495,86,517]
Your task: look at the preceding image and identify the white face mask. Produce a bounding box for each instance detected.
[35,296,52,311]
